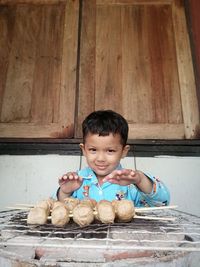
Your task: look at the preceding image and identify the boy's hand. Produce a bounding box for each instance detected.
[58,172,83,200]
[103,169,141,186]
[103,169,153,193]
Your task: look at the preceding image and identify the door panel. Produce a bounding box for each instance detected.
[0,0,79,138]
[76,0,199,139]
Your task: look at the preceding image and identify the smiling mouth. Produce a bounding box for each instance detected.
[96,165,107,170]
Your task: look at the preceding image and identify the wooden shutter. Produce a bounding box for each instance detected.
[0,0,79,138]
[76,0,199,139]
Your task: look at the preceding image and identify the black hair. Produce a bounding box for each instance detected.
[82,110,129,146]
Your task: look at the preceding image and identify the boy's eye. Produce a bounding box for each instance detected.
[108,149,116,153]
[89,148,96,152]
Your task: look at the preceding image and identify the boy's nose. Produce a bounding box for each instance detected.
[96,152,105,161]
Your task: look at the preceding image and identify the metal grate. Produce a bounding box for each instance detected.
[0,209,200,265]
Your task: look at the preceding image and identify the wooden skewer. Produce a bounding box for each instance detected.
[6,206,32,210]
[21,208,175,222]
[15,204,34,207]
[134,215,175,221]
[22,214,175,222]
[6,204,34,209]
[135,205,178,213]
[61,213,176,222]
[8,204,178,214]
[9,204,177,210]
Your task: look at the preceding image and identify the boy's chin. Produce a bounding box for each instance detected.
[94,170,109,178]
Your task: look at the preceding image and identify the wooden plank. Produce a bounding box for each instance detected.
[0,6,15,119]
[1,5,40,123]
[95,4,122,112]
[186,0,200,111]
[172,0,200,138]
[97,0,173,5]
[75,0,96,138]
[0,123,74,138]
[0,0,172,4]
[128,123,184,139]
[121,4,182,125]
[76,0,191,140]
[122,5,153,123]
[0,0,67,4]
[30,4,65,124]
[59,0,79,129]
[147,4,182,124]
[0,0,79,138]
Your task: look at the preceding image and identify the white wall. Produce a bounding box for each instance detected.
[136,156,200,217]
[0,155,80,209]
[0,155,200,216]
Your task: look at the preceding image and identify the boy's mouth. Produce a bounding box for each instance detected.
[95,165,108,170]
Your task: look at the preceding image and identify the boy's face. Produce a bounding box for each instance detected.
[80,133,129,180]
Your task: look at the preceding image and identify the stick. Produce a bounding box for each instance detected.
[134,215,175,221]
[6,204,34,209]
[23,214,175,223]
[22,209,175,222]
[6,206,31,210]
[15,204,34,207]
[7,204,178,215]
[135,205,178,213]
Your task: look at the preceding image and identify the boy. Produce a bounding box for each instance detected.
[55,110,170,207]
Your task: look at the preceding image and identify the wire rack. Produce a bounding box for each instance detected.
[1,208,200,253]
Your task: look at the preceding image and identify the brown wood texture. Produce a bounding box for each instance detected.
[121,4,182,124]
[96,4,123,112]
[0,0,199,140]
[173,0,199,138]
[187,0,200,115]
[76,0,199,139]
[0,0,67,4]
[97,0,173,4]
[0,0,79,138]
[75,0,96,137]
[0,5,15,121]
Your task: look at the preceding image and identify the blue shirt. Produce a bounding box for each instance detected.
[53,164,170,207]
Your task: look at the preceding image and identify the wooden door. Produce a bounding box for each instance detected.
[0,0,79,138]
[188,0,200,110]
[76,0,199,139]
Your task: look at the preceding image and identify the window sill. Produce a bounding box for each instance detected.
[0,138,200,157]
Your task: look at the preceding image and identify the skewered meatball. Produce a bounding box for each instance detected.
[27,207,48,225]
[96,200,115,224]
[64,197,80,211]
[80,198,97,209]
[51,205,70,227]
[112,199,135,222]
[52,201,66,210]
[72,204,94,227]
[46,198,55,210]
[35,200,51,215]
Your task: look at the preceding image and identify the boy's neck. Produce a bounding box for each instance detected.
[96,176,105,186]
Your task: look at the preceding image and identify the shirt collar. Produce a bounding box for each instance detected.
[84,164,123,185]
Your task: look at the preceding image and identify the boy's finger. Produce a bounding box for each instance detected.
[130,169,136,175]
[59,176,66,182]
[58,178,67,185]
[60,174,67,180]
[68,174,75,180]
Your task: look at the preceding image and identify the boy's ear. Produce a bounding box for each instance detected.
[79,143,85,155]
[122,145,130,158]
